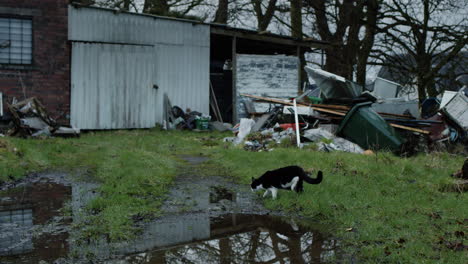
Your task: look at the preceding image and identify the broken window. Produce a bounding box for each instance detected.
[0,17,32,65]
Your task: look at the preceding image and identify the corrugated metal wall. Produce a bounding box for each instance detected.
[71,43,158,129]
[68,6,210,129]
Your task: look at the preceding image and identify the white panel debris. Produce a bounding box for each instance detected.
[442,90,468,130]
[440,91,457,109]
[372,77,401,99]
[236,54,299,120]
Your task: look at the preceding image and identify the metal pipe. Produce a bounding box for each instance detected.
[293,99,301,148]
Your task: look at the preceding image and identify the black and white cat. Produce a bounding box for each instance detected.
[251,166,323,199]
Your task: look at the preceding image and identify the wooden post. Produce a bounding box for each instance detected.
[232,36,237,123]
[321,49,324,69]
[297,45,302,93]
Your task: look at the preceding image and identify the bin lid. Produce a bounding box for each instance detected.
[337,102,404,151]
[336,102,373,135]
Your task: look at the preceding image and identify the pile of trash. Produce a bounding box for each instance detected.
[164,105,212,131]
[222,118,366,154]
[221,67,467,155]
[163,94,220,131]
[5,97,80,138]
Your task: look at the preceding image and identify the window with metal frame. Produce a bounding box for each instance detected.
[0,17,32,65]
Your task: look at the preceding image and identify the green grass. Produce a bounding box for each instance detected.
[209,146,467,263]
[0,129,223,240]
[0,130,466,262]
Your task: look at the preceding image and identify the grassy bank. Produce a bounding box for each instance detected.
[0,130,466,262]
[0,129,210,240]
[210,143,467,263]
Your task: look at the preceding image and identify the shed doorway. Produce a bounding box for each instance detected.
[70,43,158,129]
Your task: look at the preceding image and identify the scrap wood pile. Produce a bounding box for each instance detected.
[226,67,467,155]
[5,97,79,138]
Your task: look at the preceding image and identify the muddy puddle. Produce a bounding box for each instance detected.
[1,157,340,263]
[113,214,338,263]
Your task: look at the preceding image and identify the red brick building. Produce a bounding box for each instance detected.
[0,0,70,124]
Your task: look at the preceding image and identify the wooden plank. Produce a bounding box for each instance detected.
[242,93,344,116]
[241,93,347,116]
[240,94,430,135]
[378,112,415,119]
[209,80,223,122]
[309,103,350,111]
[232,36,237,123]
[240,93,294,105]
[297,46,301,93]
[313,107,346,116]
[389,123,430,134]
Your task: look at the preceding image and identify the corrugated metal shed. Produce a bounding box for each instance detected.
[68,6,210,129]
[71,43,158,129]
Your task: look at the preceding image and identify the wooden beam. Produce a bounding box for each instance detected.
[240,93,293,105]
[297,46,301,93]
[209,81,223,122]
[378,112,415,119]
[211,26,329,49]
[240,93,347,116]
[309,103,350,111]
[240,94,431,135]
[312,107,346,116]
[389,123,430,134]
[232,36,237,123]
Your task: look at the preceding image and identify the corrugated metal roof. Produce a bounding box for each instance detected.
[69,6,209,47]
[70,3,328,48]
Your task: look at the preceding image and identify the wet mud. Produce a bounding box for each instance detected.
[0,157,340,263]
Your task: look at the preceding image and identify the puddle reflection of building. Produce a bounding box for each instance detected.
[71,184,337,263]
[0,181,72,262]
[121,214,337,264]
[70,183,213,259]
[0,207,34,256]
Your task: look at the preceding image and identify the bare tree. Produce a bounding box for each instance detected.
[143,0,170,15]
[289,0,302,39]
[142,0,207,20]
[251,0,279,31]
[289,0,309,86]
[303,0,380,85]
[93,0,137,11]
[214,0,229,24]
[373,0,468,102]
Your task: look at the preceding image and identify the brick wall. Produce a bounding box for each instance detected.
[0,0,70,124]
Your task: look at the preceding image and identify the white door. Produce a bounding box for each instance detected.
[71,43,157,129]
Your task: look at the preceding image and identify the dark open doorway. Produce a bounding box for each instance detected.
[210,34,233,123]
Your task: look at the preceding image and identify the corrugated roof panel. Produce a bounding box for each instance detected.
[69,6,209,47]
